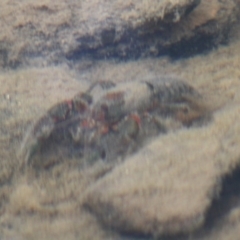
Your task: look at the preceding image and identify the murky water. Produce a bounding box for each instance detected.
[1,1,240,240]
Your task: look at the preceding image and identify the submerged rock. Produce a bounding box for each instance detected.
[0,0,239,67]
[84,104,240,237]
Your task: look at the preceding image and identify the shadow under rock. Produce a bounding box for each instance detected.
[66,29,223,62]
[202,165,240,230]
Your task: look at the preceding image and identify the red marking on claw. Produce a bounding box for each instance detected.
[66,99,73,109]
[81,119,96,129]
[99,106,107,121]
[81,119,89,128]
[99,125,109,135]
[104,91,124,101]
[129,113,141,127]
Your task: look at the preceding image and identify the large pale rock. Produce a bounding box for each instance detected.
[84,103,240,236]
[0,0,239,67]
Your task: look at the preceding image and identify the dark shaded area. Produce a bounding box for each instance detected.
[0,48,9,68]
[119,232,189,240]
[203,166,240,230]
[66,24,228,62]
[166,33,219,59]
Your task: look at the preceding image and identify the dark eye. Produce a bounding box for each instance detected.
[183,107,189,114]
[82,93,92,104]
[101,104,109,116]
[100,149,106,159]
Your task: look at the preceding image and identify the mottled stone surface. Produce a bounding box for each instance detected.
[0,0,239,67]
[84,104,240,236]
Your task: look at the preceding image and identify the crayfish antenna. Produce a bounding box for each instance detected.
[18,115,55,165]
